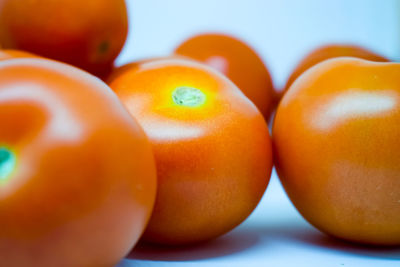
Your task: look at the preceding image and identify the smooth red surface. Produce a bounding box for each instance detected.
[273,58,400,245]
[175,33,275,120]
[0,58,157,266]
[0,0,128,77]
[109,58,273,245]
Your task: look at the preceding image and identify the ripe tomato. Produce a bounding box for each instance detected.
[0,49,37,61]
[0,58,157,266]
[273,58,400,245]
[284,44,388,93]
[0,0,128,77]
[108,58,272,245]
[175,33,275,120]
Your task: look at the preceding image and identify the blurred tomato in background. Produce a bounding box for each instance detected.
[175,33,275,120]
[283,44,389,93]
[0,0,128,77]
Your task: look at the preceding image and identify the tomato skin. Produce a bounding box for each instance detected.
[284,44,388,93]
[273,58,400,245]
[175,33,275,120]
[0,49,37,61]
[0,58,157,266]
[0,0,128,77]
[108,58,272,245]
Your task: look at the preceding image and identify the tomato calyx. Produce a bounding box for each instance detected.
[172,86,206,107]
[0,147,16,181]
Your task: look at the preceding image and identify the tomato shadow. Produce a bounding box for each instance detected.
[298,231,400,260]
[125,229,261,262]
[252,220,400,261]
[122,219,400,264]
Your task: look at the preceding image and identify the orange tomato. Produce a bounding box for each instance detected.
[273,58,400,245]
[108,58,272,245]
[175,33,275,120]
[0,0,128,77]
[0,49,37,61]
[0,58,157,266]
[284,44,388,93]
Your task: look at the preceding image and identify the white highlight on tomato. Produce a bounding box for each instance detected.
[0,84,84,142]
[205,56,229,74]
[311,90,398,130]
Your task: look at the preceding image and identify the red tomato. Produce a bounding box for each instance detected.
[284,44,388,93]
[273,58,400,245]
[0,0,128,77]
[175,33,275,120]
[108,58,272,245]
[0,58,157,266]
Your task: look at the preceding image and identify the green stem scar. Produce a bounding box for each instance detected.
[172,87,206,107]
[0,147,16,180]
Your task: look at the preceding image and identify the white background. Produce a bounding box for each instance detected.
[117,1,400,266]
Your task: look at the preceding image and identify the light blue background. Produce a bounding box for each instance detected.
[117,1,400,266]
[117,0,400,89]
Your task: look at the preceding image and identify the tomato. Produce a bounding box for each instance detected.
[0,58,157,266]
[284,44,388,93]
[0,0,128,77]
[108,58,272,245]
[273,58,400,245]
[175,33,275,120]
[0,49,37,61]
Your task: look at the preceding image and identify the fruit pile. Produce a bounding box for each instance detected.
[0,1,398,266]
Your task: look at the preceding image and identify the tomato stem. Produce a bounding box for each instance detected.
[0,147,16,180]
[172,86,206,107]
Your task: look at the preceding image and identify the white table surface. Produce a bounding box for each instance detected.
[116,1,400,266]
[118,170,400,267]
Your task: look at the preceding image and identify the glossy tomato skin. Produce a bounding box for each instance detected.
[0,0,128,77]
[108,58,272,245]
[284,44,388,93]
[273,58,400,245]
[0,49,37,61]
[175,33,275,120]
[0,58,157,266]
